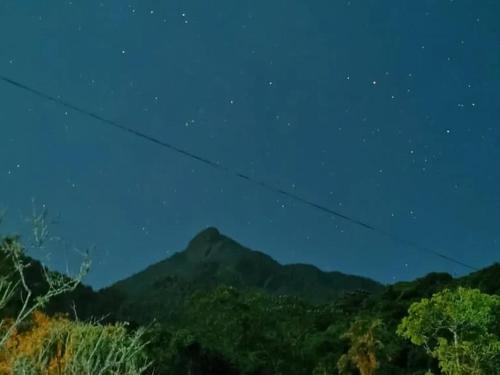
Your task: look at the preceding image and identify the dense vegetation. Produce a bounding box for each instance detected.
[137,268,500,374]
[0,235,151,374]
[104,227,382,326]
[1,227,499,374]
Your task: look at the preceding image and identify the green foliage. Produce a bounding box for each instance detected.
[6,224,500,374]
[143,325,240,375]
[1,311,151,374]
[134,266,500,375]
[148,285,348,375]
[397,287,500,374]
[0,228,151,375]
[56,320,152,374]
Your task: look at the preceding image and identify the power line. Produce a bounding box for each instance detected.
[0,74,478,271]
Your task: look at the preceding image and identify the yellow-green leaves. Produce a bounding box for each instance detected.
[397,287,500,375]
[0,310,152,375]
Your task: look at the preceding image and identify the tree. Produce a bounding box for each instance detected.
[397,287,500,374]
[337,318,387,375]
[183,286,328,374]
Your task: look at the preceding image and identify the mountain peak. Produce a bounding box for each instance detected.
[184,227,224,259]
[107,228,384,324]
[190,227,221,244]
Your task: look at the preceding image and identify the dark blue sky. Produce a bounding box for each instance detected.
[1,1,499,289]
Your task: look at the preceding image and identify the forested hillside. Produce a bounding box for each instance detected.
[1,233,499,374]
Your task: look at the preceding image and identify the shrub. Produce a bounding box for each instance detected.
[0,310,151,375]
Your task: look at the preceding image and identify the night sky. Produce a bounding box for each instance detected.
[1,1,499,289]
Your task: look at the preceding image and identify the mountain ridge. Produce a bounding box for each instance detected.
[103,227,384,324]
[111,227,383,294]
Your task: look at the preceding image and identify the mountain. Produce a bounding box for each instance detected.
[4,234,499,374]
[101,227,383,324]
[6,229,498,329]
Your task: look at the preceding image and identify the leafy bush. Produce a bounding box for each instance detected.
[0,310,151,375]
[397,287,500,374]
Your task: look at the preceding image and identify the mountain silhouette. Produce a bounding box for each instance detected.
[101,227,383,324]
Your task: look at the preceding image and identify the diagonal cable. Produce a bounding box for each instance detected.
[0,74,479,271]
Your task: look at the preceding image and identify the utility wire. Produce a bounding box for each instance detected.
[0,74,479,271]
